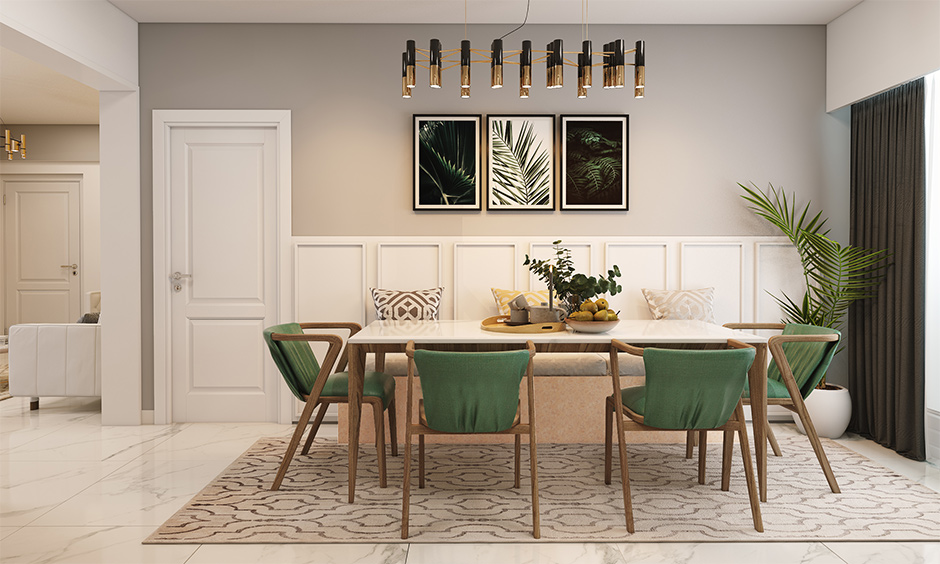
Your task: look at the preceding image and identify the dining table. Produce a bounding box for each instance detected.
[343,318,770,503]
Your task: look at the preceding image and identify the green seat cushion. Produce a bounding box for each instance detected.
[620,386,648,416]
[320,370,396,408]
[743,377,792,400]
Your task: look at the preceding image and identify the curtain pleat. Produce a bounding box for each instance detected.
[849,79,926,461]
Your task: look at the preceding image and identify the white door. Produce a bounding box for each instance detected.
[3,175,81,331]
[168,127,278,422]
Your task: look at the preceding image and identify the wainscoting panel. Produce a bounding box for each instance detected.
[755,242,806,323]
[528,241,593,294]
[376,243,442,293]
[606,242,669,320]
[294,243,366,324]
[680,242,745,325]
[454,243,518,320]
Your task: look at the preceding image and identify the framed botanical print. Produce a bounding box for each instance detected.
[486,114,555,210]
[413,114,482,210]
[560,115,629,210]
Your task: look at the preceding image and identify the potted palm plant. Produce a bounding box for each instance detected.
[740,182,890,438]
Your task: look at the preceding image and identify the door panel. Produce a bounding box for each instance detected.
[3,177,81,329]
[169,127,278,422]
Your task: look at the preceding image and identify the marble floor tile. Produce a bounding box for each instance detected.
[0,459,128,526]
[141,421,294,461]
[1,525,22,540]
[0,525,198,564]
[405,542,628,564]
[615,542,844,564]
[823,541,940,564]
[187,543,408,564]
[2,420,185,462]
[31,458,231,527]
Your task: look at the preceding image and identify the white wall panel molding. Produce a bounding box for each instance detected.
[754,241,805,323]
[294,236,793,328]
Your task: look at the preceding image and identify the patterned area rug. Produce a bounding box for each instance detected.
[146,436,940,543]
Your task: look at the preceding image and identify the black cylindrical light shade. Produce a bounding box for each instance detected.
[491,39,503,88]
[405,40,416,87]
[552,39,563,88]
[402,52,412,98]
[602,42,611,88]
[521,40,532,89]
[581,40,592,88]
[546,42,553,87]
[429,38,442,88]
[635,40,646,90]
[461,40,471,87]
[614,39,625,88]
[577,53,586,98]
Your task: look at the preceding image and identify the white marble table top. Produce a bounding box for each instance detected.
[350,319,768,345]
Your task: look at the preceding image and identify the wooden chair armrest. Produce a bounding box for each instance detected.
[405,340,416,358]
[526,340,536,359]
[768,333,839,346]
[611,339,644,357]
[726,339,754,350]
[272,332,344,382]
[297,323,361,372]
[723,322,785,331]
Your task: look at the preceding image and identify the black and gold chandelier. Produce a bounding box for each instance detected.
[401,0,645,100]
[1,119,26,160]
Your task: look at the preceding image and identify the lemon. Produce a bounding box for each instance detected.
[595,298,609,311]
[580,300,598,313]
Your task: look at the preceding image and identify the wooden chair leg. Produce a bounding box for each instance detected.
[613,407,635,533]
[734,405,763,532]
[301,402,329,455]
[528,429,540,539]
[370,398,387,489]
[271,394,320,491]
[604,396,614,485]
[514,434,521,488]
[686,430,696,459]
[401,426,412,539]
[766,421,782,457]
[791,397,841,493]
[721,429,734,491]
[387,397,399,456]
[418,435,426,489]
[697,430,708,485]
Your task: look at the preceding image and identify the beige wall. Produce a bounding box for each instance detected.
[2,125,99,162]
[139,23,850,408]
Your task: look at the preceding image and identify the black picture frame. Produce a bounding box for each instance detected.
[486,114,556,210]
[560,115,629,210]
[413,114,482,210]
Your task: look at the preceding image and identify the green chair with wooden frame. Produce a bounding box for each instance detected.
[401,340,539,539]
[606,339,763,533]
[263,322,397,491]
[693,323,842,494]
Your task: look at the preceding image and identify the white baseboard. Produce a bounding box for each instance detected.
[141,410,155,425]
[743,405,792,423]
[927,409,940,465]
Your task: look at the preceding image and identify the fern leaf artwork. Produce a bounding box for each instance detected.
[561,116,629,210]
[414,116,481,210]
[487,116,555,210]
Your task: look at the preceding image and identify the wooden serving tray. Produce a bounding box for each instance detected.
[480,315,567,333]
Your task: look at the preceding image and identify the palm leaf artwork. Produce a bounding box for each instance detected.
[489,119,552,207]
[739,182,890,333]
[564,126,623,205]
[418,120,477,206]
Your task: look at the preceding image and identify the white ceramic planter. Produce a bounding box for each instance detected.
[793,384,852,439]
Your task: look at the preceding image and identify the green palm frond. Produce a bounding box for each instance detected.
[419,121,477,205]
[490,120,552,206]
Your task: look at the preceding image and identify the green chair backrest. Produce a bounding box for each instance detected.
[413,349,531,433]
[642,347,756,430]
[263,323,322,402]
[767,323,841,399]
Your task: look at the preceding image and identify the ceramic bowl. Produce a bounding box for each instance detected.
[565,318,620,333]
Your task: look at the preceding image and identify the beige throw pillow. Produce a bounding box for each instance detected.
[491,288,551,315]
[641,287,716,323]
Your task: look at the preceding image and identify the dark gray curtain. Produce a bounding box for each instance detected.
[849,78,926,461]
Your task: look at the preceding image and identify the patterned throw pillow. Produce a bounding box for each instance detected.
[371,287,444,321]
[491,288,551,316]
[641,287,717,323]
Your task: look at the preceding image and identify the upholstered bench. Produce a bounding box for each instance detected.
[8,323,102,410]
[339,351,673,444]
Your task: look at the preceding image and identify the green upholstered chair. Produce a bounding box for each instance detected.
[401,340,539,539]
[717,322,842,494]
[263,322,397,491]
[606,339,762,533]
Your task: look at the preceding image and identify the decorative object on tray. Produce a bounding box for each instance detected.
[560,115,629,210]
[524,240,622,315]
[480,315,566,333]
[414,115,482,210]
[486,114,555,210]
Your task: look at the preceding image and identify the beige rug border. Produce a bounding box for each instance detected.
[145,436,940,544]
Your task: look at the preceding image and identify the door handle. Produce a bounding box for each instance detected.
[171,272,192,281]
[60,264,78,269]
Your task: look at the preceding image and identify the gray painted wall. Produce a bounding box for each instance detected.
[139,23,850,409]
[3,124,99,161]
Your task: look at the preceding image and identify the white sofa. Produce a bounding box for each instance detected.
[8,323,101,410]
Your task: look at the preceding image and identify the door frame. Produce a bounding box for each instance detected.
[152,109,292,425]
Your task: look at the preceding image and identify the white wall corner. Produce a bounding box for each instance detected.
[927,409,940,465]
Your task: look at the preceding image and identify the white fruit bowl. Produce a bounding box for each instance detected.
[565,318,620,333]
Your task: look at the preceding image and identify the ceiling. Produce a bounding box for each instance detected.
[1,0,864,125]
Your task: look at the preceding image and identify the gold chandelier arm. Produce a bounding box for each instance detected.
[441,62,463,70]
